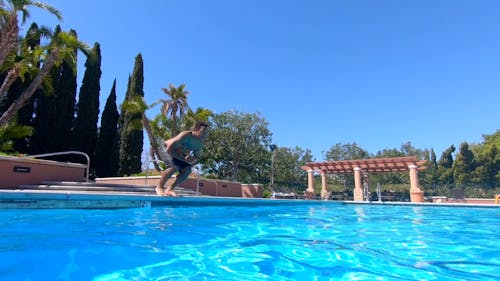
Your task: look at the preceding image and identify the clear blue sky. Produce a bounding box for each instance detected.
[29,0,500,160]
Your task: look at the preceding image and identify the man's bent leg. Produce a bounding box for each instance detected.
[165,166,192,196]
[156,166,177,196]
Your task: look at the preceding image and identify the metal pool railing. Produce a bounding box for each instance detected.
[23,151,90,182]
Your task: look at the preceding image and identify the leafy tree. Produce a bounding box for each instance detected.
[325,142,370,160]
[373,142,427,186]
[273,146,313,191]
[118,53,144,176]
[95,79,119,177]
[473,144,499,188]
[399,141,427,159]
[374,147,403,158]
[200,110,272,183]
[471,130,500,160]
[372,147,407,186]
[476,130,500,188]
[71,42,101,172]
[471,130,500,188]
[324,142,370,187]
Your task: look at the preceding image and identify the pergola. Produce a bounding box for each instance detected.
[301,156,427,202]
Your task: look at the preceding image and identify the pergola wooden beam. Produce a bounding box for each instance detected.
[301,156,426,174]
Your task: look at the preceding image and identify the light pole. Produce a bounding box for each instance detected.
[269,144,277,192]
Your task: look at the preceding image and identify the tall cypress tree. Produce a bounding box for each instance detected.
[420,149,437,185]
[52,30,78,156]
[118,53,144,176]
[453,142,475,186]
[30,30,61,155]
[31,50,61,154]
[71,42,101,172]
[29,26,78,157]
[437,145,455,186]
[95,79,119,177]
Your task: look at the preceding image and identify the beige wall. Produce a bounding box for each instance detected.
[241,184,264,198]
[0,155,262,198]
[447,198,496,204]
[0,156,87,189]
[97,176,263,198]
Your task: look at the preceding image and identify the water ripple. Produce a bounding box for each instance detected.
[0,205,498,280]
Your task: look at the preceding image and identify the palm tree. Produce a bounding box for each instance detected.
[184,106,212,129]
[0,0,61,67]
[0,117,31,152]
[0,61,22,99]
[142,114,164,171]
[156,83,191,136]
[0,24,49,100]
[0,29,88,127]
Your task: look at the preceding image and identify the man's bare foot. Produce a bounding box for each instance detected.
[165,189,177,197]
[155,186,164,196]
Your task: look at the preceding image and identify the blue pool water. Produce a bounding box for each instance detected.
[0,202,499,281]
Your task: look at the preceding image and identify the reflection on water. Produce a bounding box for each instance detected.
[354,205,366,223]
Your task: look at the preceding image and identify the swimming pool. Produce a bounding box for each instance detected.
[0,201,498,280]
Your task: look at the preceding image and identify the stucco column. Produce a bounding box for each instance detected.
[307,170,315,192]
[353,167,363,201]
[409,164,424,202]
[320,172,329,200]
[321,173,327,193]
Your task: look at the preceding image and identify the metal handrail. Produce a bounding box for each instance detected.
[23,151,90,182]
[376,183,382,202]
[194,164,201,196]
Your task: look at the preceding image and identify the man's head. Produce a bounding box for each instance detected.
[192,121,209,138]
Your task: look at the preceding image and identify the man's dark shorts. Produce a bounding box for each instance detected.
[171,157,192,170]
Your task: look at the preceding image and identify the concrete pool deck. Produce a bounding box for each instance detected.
[0,187,333,209]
